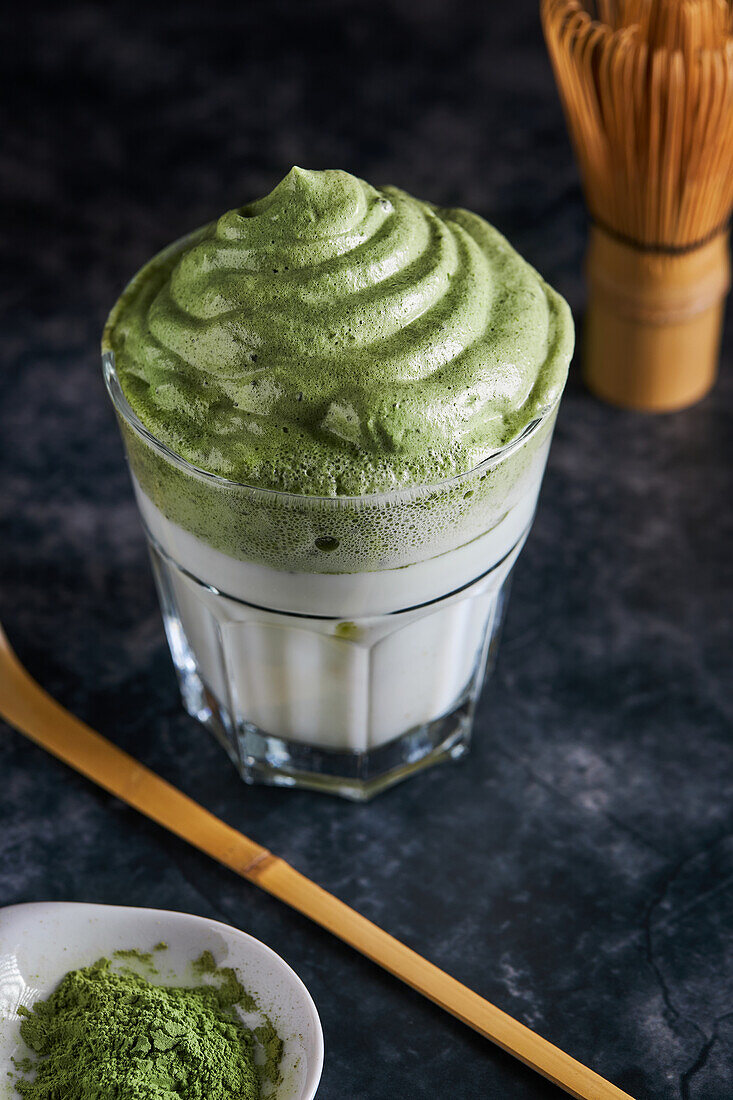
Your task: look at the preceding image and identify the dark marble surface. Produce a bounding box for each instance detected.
[2,2,732,1097]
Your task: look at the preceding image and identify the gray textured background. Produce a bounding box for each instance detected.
[1,2,732,1097]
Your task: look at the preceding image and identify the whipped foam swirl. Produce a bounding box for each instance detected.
[106,168,573,495]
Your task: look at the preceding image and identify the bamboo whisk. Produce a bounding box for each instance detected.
[541,0,733,410]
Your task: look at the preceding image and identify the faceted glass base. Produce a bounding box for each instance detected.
[196,680,474,800]
[149,538,512,800]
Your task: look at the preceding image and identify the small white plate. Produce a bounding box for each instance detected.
[0,902,323,1099]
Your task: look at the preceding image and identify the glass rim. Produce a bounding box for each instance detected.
[102,349,559,506]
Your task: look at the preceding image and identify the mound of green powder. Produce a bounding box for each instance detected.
[13,951,282,1099]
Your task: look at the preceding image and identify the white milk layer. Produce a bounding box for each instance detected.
[135,479,540,752]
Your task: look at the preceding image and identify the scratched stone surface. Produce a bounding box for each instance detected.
[1,2,732,1098]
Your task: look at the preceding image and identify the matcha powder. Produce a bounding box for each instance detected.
[13,953,280,1099]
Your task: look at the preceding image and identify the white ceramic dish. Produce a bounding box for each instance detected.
[0,902,323,1099]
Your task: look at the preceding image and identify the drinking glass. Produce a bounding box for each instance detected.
[104,350,560,800]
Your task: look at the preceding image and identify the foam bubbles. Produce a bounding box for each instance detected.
[106,168,573,498]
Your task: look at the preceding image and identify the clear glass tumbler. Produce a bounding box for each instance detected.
[104,351,560,799]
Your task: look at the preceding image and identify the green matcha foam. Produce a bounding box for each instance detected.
[104,167,572,498]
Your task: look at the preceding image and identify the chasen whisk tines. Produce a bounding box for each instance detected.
[542,0,733,410]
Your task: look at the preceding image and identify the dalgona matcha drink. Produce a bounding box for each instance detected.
[103,167,573,798]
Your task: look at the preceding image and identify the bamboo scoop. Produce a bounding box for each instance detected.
[0,622,633,1100]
